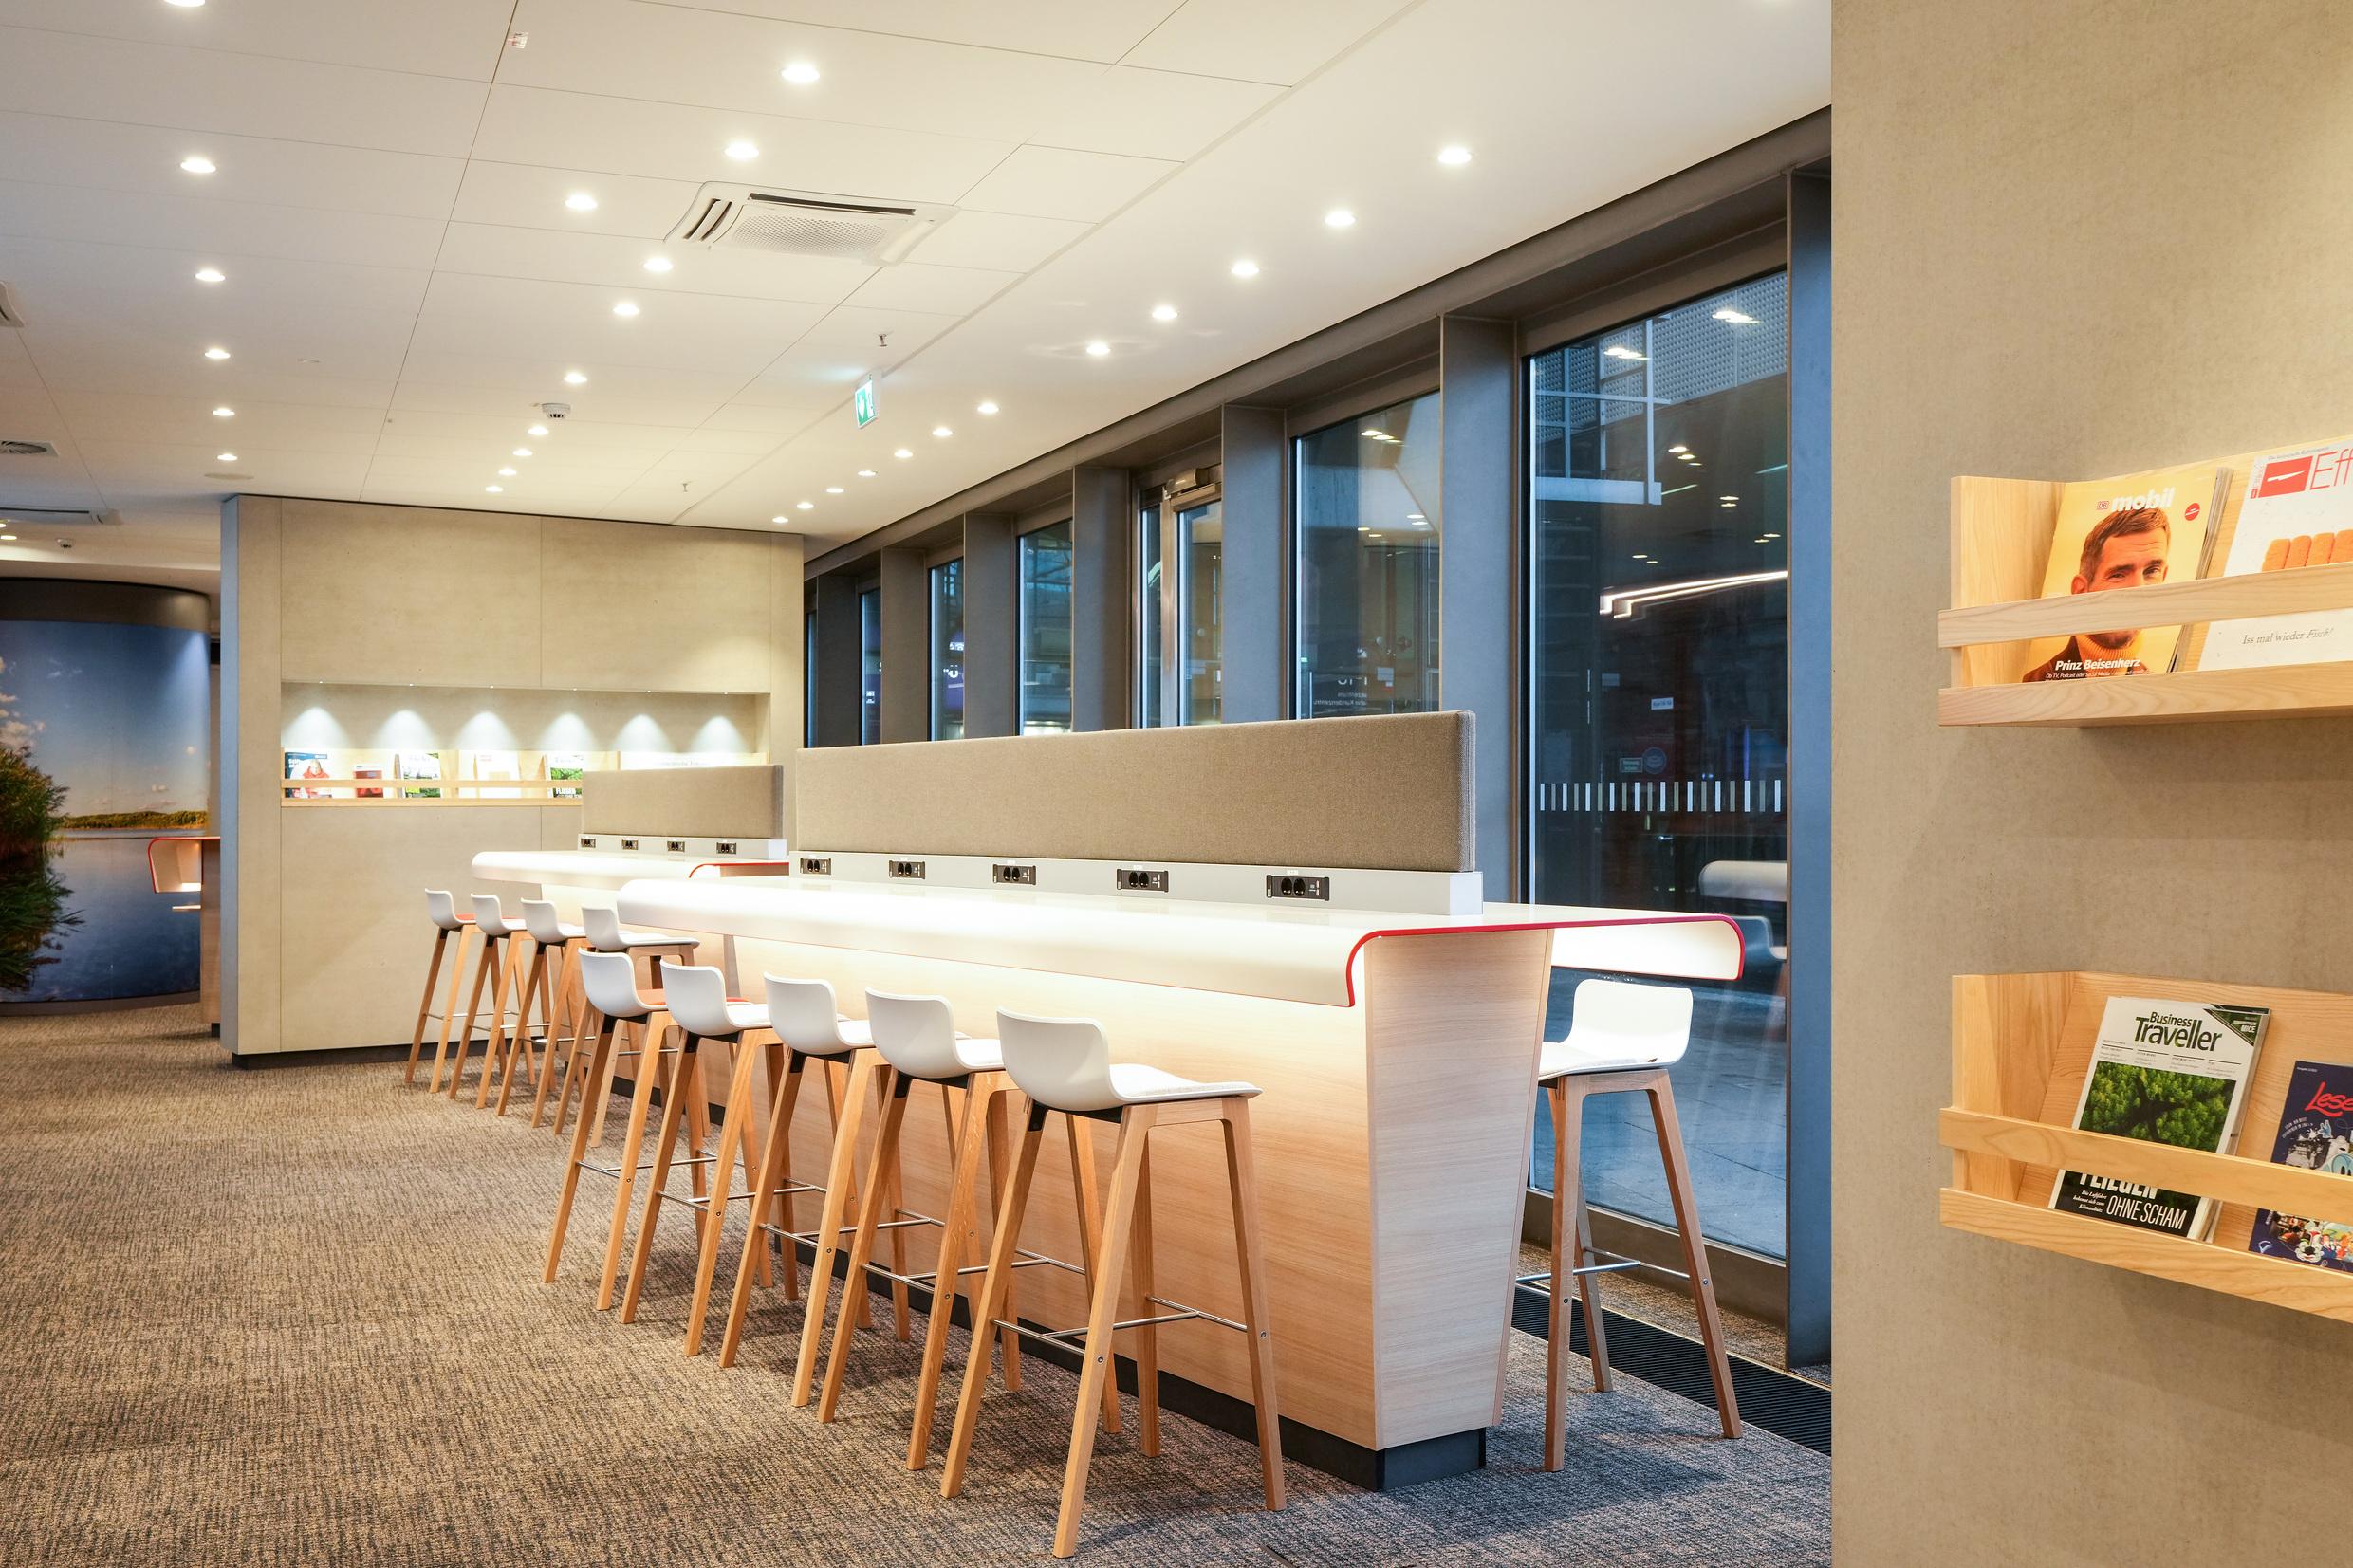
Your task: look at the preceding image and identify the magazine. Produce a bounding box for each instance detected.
[2248,1061,2353,1272]
[545,751,586,801]
[2192,436,2353,670]
[462,749,521,801]
[283,750,333,800]
[397,751,443,801]
[2019,461,2230,682]
[2049,995,2268,1239]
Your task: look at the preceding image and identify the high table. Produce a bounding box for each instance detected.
[612,875,1743,1487]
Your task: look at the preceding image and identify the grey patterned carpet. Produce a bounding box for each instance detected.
[0,1005,1826,1566]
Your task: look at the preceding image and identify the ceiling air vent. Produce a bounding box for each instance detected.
[667,183,953,265]
[0,440,53,457]
[0,506,112,528]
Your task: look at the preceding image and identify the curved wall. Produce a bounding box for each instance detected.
[0,581,211,1006]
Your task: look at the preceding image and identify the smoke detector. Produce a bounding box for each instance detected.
[0,439,53,457]
[667,183,953,265]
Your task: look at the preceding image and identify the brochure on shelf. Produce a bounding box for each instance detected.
[2249,1061,2353,1272]
[2018,461,2229,683]
[2193,435,2353,671]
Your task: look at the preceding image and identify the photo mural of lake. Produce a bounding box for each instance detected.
[0,618,209,1004]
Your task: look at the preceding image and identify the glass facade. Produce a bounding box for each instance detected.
[1137,502,1163,727]
[1018,521,1073,734]
[930,558,964,741]
[1295,392,1442,718]
[1176,500,1222,724]
[1526,271,1790,1258]
[858,586,881,746]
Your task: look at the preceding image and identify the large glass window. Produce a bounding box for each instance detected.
[930,558,964,741]
[858,586,881,746]
[1018,521,1072,734]
[1176,498,1222,723]
[1527,272,1790,1259]
[1295,392,1442,718]
[1137,501,1163,727]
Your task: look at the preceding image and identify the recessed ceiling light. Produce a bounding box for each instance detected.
[893,448,913,459]
[780,60,821,83]
[1603,344,1645,360]
[512,447,532,457]
[164,0,205,8]
[528,424,548,436]
[1713,307,1758,325]
[1084,340,1110,357]
[1324,209,1356,229]
[1667,444,1688,454]
[1719,494,1739,502]
[824,486,843,494]
[1230,259,1259,278]
[212,406,234,418]
[486,485,504,493]
[215,452,237,462]
[0,535,14,542]
[724,140,759,161]
[1436,144,1473,167]
[195,267,225,284]
[770,515,787,524]
[179,155,215,175]
[498,467,517,477]
[932,424,953,438]
[203,346,231,360]
[796,500,814,510]
[856,469,877,478]
[564,191,598,212]
[1150,303,1177,323]
[1360,427,1388,440]
[643,256,673,273]
[563,371,586,385]
[1406,512,1425,521]
[1762,532,1782,540]
[611,301,639,318]
[975,400,999,415]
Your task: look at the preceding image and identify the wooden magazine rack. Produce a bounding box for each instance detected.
[1941,457,2353,726]
[1942,970,2353,1322]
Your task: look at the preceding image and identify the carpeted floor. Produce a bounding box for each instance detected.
[0,1006,1828,1566]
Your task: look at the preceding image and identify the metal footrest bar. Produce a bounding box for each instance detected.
[1143,1293,1247,1334]
[578,1154,718,1180]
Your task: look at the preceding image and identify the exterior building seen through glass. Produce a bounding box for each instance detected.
[930,558,964,741]
[1526,270,1791,1259]
[1136,502,1163,727]
[858,586,881,746]
[1295,392,1442,718]
[1018,521,1073,734]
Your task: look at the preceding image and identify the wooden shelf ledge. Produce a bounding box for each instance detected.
[1939,558,2353,648]
[1938,1108,2353,1227]
[1939,1189,2353,1323]
[1938,660,2353,726]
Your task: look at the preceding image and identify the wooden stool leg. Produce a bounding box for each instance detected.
[1051,1105,1152,1560]
[545,991,595,1134]
[1545,1077,1602,1473]
[621,1034,701,1322]
[792,1051,878,1407]
[546,1016,619,1282]
[1130,1141,1160,1458]
[442,933,495,1097]
[719,1049,809,1367]
[493,942,548,1116]
[404,929,450,1084]
[596,1022,668,1311]
[1647,1075,1742,1438]
[1065,1116,1119,1434]
[742,1043,778,1290]
[472,940,515,1108]
[819,1068,913,1421]
[682,1047,714,1227]
[985,1090,1023,1391]
[427,925,472,1091]
[683,1037,761,1356]
[1221,1098,1286,1515]
[941,1102,1049,1501]
[908,1076,991,1470]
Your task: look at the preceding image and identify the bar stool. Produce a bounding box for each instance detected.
[544,907,699,1141]
[618,960,777,1329]
[714,975,881,1370]
[1525,977,1741,1472]
[941,1010,1285,1560]
[543,950,712,1312]
[816,989,1065,1449]
[406,890,473,1089]
[445,893,530,1105]
[503,899,585,1123]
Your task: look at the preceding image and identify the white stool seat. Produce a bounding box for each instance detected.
[717,1001,770,1033]
[1537,978,1694,1081]
[614,928,689,950]
[1105,1062,1261,1106]
[1539,1035,1677,1079]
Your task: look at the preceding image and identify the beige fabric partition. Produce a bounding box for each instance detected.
[580,765,784,840]
[1835,3,2353,1561]
[795,711,1475,872]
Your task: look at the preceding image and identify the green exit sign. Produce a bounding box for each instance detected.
[853,378,877,428]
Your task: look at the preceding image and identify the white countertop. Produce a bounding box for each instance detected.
[613,876,1745,1008]
[472,849,791,891]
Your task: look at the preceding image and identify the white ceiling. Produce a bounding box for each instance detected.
[0,0,1828,597]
